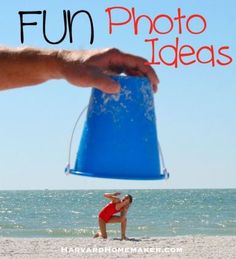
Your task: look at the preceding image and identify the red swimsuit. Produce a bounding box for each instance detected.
[99,202,122,223]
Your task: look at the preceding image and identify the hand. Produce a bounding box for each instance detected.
[58,48,159,94]
[114,192,121,196]
[123,205,129,212]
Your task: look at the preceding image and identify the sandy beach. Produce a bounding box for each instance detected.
[0,236,235,259]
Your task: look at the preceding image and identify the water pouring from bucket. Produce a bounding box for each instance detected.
[65,76,170,180]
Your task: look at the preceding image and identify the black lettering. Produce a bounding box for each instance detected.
[67,10,94,44]
[43,10,67,44]
[18,11,42,43]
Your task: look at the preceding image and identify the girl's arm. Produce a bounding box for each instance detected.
[115,201,130,211]
[103,192,121,203]
[120,205,129,216]
[103,192,121,198]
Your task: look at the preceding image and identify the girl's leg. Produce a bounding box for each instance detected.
[107,214,127,239]
[93,231,101,238]
[107,215,123,223]
[120,210,128,239]
[98,217,107,238]
[121,218,127,240]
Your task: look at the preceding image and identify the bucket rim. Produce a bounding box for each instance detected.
[68,170,168,180]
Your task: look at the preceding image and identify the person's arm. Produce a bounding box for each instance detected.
[120,205,129,216]
[115,201,129,211]
[103,192,121,203]
[103,192,121,198]
[0,47,60,90]
[0,47,159,93]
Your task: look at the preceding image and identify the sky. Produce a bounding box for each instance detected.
[0,0,235,190]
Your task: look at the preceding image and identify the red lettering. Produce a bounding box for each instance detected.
[105,7,208,36]
[105,7,233,68]
[153,14,174,34]
[174,8,186,34]
[158,37,179,68]
[144,38,160,65]
[179,45,196,65]
[131,8,153,35]
[105,6,131,34]
[217,46,233,66]
[196,45,215,66]
[186,14,207,34]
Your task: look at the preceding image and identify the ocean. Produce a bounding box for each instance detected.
[0,189,235,238]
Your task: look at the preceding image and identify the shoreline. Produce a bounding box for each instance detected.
[0,236,236,258]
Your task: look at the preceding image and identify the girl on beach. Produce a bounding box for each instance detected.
[93,192,133,240]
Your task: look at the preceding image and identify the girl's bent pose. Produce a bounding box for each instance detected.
[94,192,133,240]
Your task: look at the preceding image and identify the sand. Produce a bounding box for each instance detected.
[0,236,235,259]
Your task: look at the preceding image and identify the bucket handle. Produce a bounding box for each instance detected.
[158,141,170,179]
[65,105,170,179]
[65,105,88,175]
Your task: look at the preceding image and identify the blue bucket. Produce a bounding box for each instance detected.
[69,76,168,180]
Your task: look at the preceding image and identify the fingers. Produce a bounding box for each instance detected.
[74,48,160,93]
[124,54,159,93]
[63,62,120,94]
[84,48,159,92]
[106,49,160,93]
[88,69,120,94]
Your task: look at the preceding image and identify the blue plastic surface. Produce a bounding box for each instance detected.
[70,76,165,180]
